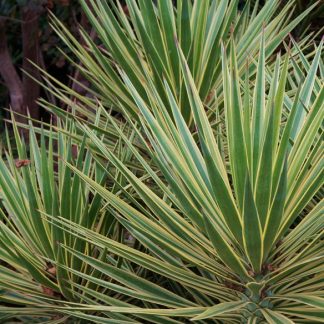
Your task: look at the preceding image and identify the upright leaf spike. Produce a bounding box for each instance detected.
[252,28,265,186]
[243,173,263,273]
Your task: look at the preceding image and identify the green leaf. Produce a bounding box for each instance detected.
[263,158,287,260]
[191,301,247,320]
[275,294,324,309]
[251,31,265,185]
[242,175,263,273]
[261,309,294,324]
[204,216,249,281]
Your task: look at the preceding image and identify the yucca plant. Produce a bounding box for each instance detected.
[36,0,320,125]
[2,36,322,323]
[0,1,323,323]
[0,116,140,322]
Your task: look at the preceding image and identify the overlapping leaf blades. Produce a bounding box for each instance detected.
[0,1,323,323]
[37,38,323,322]
[39,0,319,125]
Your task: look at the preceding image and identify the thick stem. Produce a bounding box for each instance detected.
[0,19,25,123]
[21,4,41,120]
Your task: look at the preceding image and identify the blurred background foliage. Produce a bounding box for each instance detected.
[0,0,87,131]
